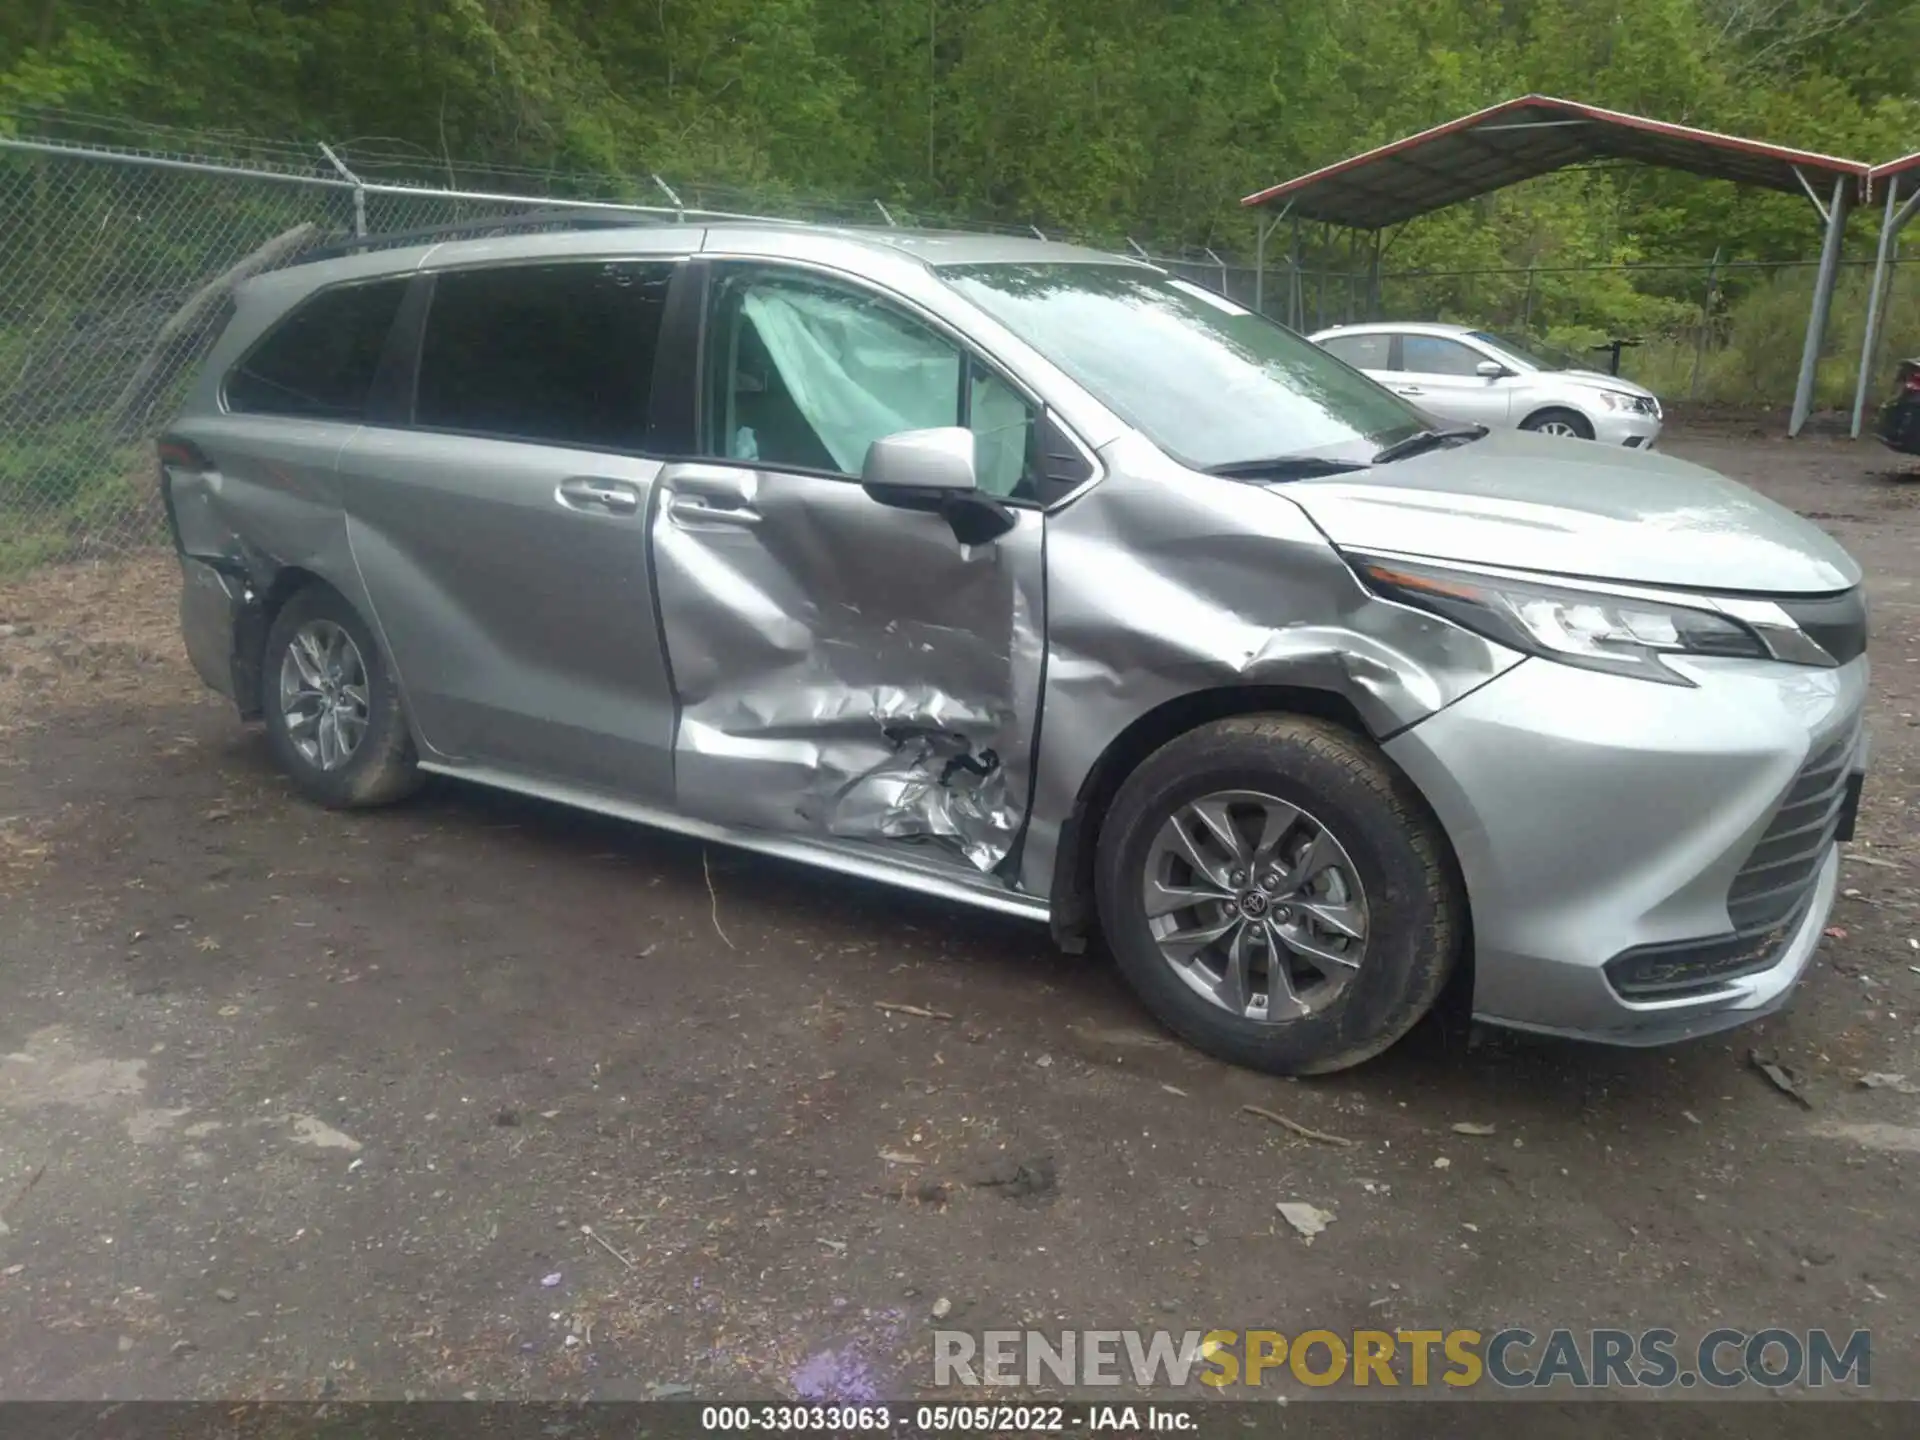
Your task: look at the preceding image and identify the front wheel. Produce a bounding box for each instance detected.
[1093,715,1461,1075]
[261,584,422,809]
[1521,407,1594,439]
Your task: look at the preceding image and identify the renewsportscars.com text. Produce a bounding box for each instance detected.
[933,1327,1872,1390]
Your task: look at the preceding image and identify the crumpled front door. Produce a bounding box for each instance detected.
[651,461,1044,873]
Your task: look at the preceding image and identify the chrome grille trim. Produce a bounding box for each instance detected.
[1726,723,1860,931]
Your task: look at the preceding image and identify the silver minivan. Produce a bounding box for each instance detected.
[164,221,1868,1074]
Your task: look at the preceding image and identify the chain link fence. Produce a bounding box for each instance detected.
[2,127,1252,574]
[2,124,1913,575]
[0,136,728,572]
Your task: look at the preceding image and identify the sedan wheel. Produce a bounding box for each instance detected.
[1520,407,1595,440]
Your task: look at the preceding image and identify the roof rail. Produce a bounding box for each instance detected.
[293,208,673,266]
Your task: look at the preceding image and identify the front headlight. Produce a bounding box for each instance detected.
[1354,557,1770,686]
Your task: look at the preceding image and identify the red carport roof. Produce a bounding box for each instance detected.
[1241,94,1872,229]
[1873,152,1920,183]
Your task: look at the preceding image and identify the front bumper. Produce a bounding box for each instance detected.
[1384,652,1868,1046]
[1592,408,1663,449]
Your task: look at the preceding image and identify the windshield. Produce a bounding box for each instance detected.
[1470,331,1581,373]
[941,263,1424,472]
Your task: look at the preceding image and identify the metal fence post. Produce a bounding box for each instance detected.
[651,174,686,222]
[1204,246,1228,297]
[1691,246,1722,401]
[318,141,366,236]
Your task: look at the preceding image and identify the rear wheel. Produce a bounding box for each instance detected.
[1093,715,1460,1075]
[1521,407,1594,439]
[261,585,421,809]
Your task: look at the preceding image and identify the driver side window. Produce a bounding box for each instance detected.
[1400,335,1487,376]
[701,266,1039,499]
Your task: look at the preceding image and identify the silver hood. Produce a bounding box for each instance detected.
[1279,430,1860,594]
[1556,369,1657,398]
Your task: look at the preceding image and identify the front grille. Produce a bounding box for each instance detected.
[1776,588,1869,666]
[1725,724,1858,931]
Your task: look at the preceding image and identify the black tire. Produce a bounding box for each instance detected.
[1520,406,1595,440]
[261,583,421,809]
[1093,715,1461,1075]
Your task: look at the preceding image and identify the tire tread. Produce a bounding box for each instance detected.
[1094,713,1461,1075]
[262,584,421,810]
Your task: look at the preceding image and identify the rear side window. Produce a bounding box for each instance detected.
[226,279,407,419]
[415,261,674,449]
[1319,332,1391,370]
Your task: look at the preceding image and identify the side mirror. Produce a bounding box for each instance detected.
[1476,359,1511,379]
[861,426,1016,545]
[860,427,978,493]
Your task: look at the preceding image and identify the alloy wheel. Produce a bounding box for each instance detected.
[278,619,371,771]
[1139,789,1369,1022]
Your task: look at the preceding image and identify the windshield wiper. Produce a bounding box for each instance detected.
[1204,455,1373,480]
[1371,424,1488,465]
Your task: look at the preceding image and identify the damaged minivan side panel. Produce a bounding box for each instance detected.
[645,244,1073,876]
[1017,433,1528,910]
[652,468,1045,873]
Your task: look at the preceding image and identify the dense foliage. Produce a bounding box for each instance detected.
[3,0,1918,381]
[6,1,1915,244]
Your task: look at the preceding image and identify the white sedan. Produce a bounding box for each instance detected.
[1308,321,1663,448]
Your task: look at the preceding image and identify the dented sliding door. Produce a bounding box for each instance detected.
[651,462,1044,873]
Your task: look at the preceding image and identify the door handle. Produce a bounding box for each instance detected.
[557,476,641,515]
[668,494,761,528]
[1392,385,1425,396]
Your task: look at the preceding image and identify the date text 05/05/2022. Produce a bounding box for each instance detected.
[698,1405,1193,1432]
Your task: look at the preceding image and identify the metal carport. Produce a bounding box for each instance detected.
[1239,94,1873,437]
[1853,151,1920,436]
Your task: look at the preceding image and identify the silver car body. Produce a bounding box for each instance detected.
[1309,321,1664,448]
[167,223,1865,1050]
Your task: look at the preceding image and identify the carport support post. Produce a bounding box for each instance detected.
[1853,177,1914,437]
[1289,215,1304,329]
[1367,230,1383,320]
[1254,204,1289,320]
[1790,176,1852,437]
[1254,211,1268,316]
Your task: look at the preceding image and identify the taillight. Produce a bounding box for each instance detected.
[1904,369,1920,395]
[156,437,210,471]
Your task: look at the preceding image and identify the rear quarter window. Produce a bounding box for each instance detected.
[224,278,408,419]
[1319,332,1391,369]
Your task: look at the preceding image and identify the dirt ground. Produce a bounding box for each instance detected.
[1,419,1917,1406]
